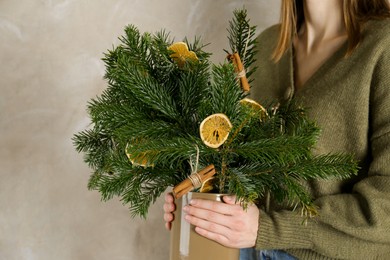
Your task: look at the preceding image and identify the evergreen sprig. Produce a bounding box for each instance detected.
[227,8,258,83]
[73,9,359,218]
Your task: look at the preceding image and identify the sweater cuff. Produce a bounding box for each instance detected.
[255,209,314,250]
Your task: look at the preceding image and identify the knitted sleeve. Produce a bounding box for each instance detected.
[255,20,390,259]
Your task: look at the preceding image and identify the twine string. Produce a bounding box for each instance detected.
[237,69,246,78]
[189,145,202,188]
[188,172,202,189]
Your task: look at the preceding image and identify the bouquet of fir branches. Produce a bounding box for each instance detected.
[73,9,358,218]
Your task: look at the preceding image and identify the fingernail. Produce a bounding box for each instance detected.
[183,206,188,212]
[190,199,196,205]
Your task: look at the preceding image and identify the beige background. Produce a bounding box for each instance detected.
[0,1,279,259]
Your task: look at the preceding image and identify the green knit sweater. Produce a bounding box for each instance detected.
[251,19,390,259]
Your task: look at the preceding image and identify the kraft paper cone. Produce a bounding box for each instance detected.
[169,192,240,260]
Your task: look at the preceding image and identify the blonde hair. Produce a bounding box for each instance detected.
[272,0,390,61]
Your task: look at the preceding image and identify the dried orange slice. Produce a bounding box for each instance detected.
[200,113,232,148]
[199,177,215,193]
[125,143,154,168]
[240,98,268,121]
[168,42,198,67]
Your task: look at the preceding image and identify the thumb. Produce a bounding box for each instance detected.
[222,195,238,205]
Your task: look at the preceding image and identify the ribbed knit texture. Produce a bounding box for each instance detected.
[250,19,390,259]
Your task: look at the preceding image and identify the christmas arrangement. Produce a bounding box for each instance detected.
[73,9,358,219]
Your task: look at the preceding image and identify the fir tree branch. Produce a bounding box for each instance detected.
[287,154,359,180]
[232,135,315,165]
[203,63,245,119]
[126,137,218,169]
[72,127,114,171]
[227,9,258,82]
[228,167,261,205]
[115,119,182,142]
[176,66,210,133]
[119,64,180,120]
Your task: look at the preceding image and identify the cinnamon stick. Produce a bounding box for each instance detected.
[227,52,250,92]
[172,164,216,199]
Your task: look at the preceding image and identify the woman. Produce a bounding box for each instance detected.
[164,0,390,259]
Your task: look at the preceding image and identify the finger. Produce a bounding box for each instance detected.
[223,195,256,208]
[165,222,171,231]
[222,195,238,205]
[164,212,174,222]
[163,201,175,213]
[184,205,233,228]
[184,213,231,239]
[165,192,174,203]
[189,199,240,215]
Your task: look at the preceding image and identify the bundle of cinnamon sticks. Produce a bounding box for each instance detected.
[172,164,216,199]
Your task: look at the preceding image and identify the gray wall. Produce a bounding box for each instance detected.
[0,1,280,259]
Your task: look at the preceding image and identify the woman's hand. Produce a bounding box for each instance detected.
[183,196,259,248]
[163,192,176,230]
